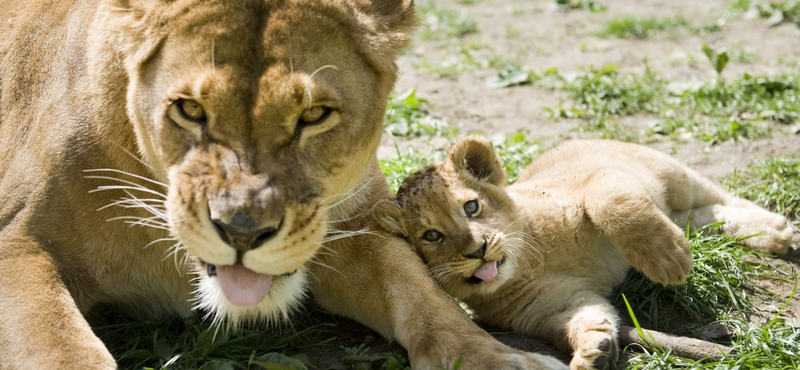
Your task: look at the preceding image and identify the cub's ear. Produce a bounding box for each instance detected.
[447,136,507,186]
[373,200,407,236]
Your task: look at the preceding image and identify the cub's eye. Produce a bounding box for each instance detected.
[464,200,480,217]
[176,99,207,123]
[422,230,443,243]
[298,106,332,126]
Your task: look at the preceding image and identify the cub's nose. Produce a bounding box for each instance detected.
[463,241,487,259]
[211,213,282,252]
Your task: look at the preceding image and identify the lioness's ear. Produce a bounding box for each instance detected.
[101,0,167,68]
[448,136,507,187]
[373,200,407,236]
[371,0,417,33]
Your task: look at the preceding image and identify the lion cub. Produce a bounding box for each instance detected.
[374,137,793,370]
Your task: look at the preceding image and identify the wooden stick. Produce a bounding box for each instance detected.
[618,325,732,362]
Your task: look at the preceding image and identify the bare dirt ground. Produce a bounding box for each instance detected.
[312,0,800,367]
[384,0,800,178]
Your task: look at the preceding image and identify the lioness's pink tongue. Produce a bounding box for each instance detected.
[474,261,498,282]
[216,264,273,306]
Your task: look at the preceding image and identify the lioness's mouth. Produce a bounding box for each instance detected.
[466,256,507,285]
[204,262,298,307]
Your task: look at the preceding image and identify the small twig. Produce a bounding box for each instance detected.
[618,325,732,362]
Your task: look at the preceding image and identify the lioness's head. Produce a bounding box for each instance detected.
[374,137,523,300]
[102,0,416,323]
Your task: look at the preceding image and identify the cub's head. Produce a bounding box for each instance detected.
[101,0,415,323]
[374,137,522,300]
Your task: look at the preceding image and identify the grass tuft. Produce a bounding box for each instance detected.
[418,3,479,40]
[555,0,606,12]
[723,156,800,224]
[598,16,691,39]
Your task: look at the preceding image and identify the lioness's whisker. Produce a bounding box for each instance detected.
[307,257,345,277]
[84,168,169,188]
[88,183,169,199]
[321,228,376,243]
[144,237,178,249]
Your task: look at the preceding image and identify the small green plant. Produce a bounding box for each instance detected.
[598,15,690,39]
[702,44,730,76]
[384,89,456,138]
[337,344,411,370]
[417,43,485,77]
[418,4,479,40]
[380,146,440,193]
[555,0,606,12]
[490,132,542,183]
[491,64,800,144]
[730,0,800,27]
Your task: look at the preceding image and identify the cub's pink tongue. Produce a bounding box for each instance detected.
[215,264,273,306]
[474,261,498,282]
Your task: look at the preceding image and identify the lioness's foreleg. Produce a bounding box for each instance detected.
[310,233,568,370]
[664,167,792,254]
[0,238,116,370]
[582,172,692,286]
[512,287,619,370]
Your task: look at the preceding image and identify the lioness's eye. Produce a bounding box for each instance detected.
[176,99,207,123]
[422,230,443,243]
[464,200,480,217]
[298,106,332,126]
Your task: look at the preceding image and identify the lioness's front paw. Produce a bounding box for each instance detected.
[410,340,568,370]
[570,332,618,370]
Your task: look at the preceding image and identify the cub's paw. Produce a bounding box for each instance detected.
[623,222,693,286]
[570,332,618,370]
[718,206,793,255]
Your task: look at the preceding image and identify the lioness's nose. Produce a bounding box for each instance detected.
[212,213,282,251]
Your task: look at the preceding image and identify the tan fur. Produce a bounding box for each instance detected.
[375,137,793,370]
[0,1,568,369]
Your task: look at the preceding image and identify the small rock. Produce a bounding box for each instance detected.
[700,323,733,341]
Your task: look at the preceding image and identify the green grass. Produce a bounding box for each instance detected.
[555,0,606,12]
[418,3,479,41]
[99,307,334,370]
[597,15,722,39]
[723,156,800,224]
[490,64,800,144]
[614,226,789,332]
[384,89,456,138]
[597,15,691,39]
[730,0,800,27]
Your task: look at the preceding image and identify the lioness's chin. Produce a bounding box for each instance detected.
[193,266,309,326]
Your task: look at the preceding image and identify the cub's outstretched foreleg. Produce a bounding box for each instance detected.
[513,287,619,370]
[582,170,693,286]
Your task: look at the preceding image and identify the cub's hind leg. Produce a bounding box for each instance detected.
[663,165,793,254]
[672,204,792,254]
[582,171,692,286]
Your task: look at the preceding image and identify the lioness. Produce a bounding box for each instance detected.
[0,1,568,369]
[374,137,793,370]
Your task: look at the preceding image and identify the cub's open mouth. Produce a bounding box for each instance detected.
[466,256,507,285]
[204,262,298,307]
